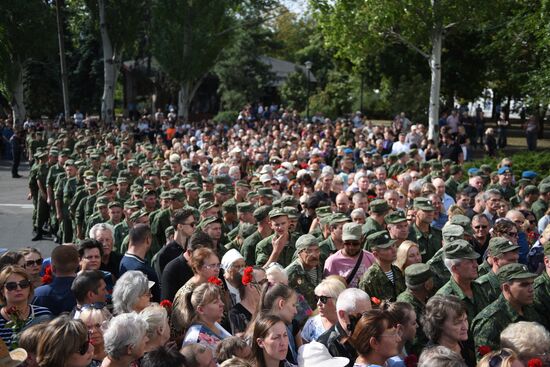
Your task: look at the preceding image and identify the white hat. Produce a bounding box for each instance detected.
[169,153,180,164]
[0,338,27,367]
[297,341,349,367]
[260,165,273,175]
[221,249,244,271]
[260,174,272,183]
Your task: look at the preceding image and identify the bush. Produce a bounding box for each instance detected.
[213,110,239,124]
[465,151,550,179]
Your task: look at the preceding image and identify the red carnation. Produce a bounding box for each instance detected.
[528,358,543,367]
[370,296,381,305]
[208,276,222,287]
[478,345,491,356]
[242,266,254,286]
[404,354,418,367]
[41,265,53,285]
[160,299,172,312]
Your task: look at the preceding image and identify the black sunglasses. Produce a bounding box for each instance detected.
[316,295,332,304]
[80,302,106,311]
[489,349,511,367]
[4,280,31,291]
[474,225,488,229]
[25,258,43,267]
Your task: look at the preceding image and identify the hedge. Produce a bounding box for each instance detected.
[464,151,550,178]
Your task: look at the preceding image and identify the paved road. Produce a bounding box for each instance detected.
[0,160,57,257]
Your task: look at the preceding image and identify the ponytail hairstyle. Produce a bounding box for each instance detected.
[181,282,221,331]
[379,301,414,326]
[345,309,397,357]
[246,283,295,338]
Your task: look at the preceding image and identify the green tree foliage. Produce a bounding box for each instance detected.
[280,70,308,111]
[214,22,275,111]
[0,0,56,122]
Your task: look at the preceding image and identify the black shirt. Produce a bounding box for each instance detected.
[101,251,122,279]
[153,240,184,279]
[161,255,193,302]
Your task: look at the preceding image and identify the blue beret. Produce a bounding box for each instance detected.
[467,168,479,175]
[498,166,513,175]
[343,148,354,155]
[522,170,537,179]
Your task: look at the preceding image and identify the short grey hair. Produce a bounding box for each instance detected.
[89,222,114,240]
[409,181,423,193]
[336,288,370,313]
[483,189,502,201]
[443,258,463,273]
[140,304,168,340]
[103,313,148,360]
[418,346,467,367]
[351,208,366,219]
[112,271,149,314]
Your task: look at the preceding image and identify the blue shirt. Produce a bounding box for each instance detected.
[32,276,76,316]
[120,253,160,302]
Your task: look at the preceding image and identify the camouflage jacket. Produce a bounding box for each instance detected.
[358,262,405,302]
[407,223,442,263]
[285,259,322,310]
[475,270,501,304]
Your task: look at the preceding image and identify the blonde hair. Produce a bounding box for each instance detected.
[0,265,33,304]
[314,277,347,299]
[447,205,465,217]
[140,303,168,340]
[36,316,89,367]
[394,241,419,272]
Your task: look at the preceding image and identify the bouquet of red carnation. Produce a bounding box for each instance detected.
[41,265,53,285]
[527,358,542,367]
[160,299,172,313]
[371,296,381,306]
[242,266,254,286]
[404,354,418,367]
[208,277,222,287]
[478,345,491,356]
[5,306,25,349]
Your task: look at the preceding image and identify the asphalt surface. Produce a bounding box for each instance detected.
[0,160,57,257]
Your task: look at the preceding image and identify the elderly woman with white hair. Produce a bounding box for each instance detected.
[89,223,121,279]
[102,313,149,367]
[112,270,153,315]
[300,277,347,342]
[500,321,550,366]
[139,304,171,354]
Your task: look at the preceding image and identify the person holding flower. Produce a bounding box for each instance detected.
[0,265,51,350]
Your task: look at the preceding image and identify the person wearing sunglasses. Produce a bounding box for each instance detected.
[35,315,93,367]
[477,348,523,367]
[301,277,346,343]
[0,265,52,350]
[78,303,112,366]
[20,248,44,288]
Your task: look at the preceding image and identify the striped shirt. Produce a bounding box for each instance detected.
[0,305,52,349]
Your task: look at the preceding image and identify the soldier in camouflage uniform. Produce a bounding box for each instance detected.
[285,234,323,309]
[55,159,79,243]
[444,165,462,200]
[359,230,405,302]
[361,199,388,243]
[151,189,186,246]
[436,240,490,325]
[487,166,516,201]
[396,263,433,356]
[472,263,543,357]
[426,224,464,291]
[255,208,298,268]
[227,202,256,242]
[46,149,66,241]
[407,197,442,263]
[532,183,550,221]
[241,205,272,266]
[475,237,519,304]
[533,244,550,330]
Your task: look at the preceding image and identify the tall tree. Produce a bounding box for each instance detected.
[311,0,489,139]
[84,0,147,124]
[0,0,55,123]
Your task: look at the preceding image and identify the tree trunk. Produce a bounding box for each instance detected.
[55,0,71,125]
[10,64,26,124]
[98,0,116,125]
[178,79,203,122]
[427,29,442,141]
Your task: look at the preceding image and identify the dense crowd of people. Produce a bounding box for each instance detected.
[0,105,548,367]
